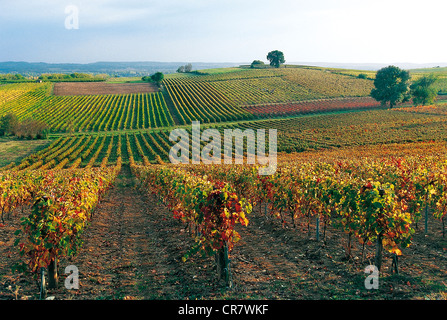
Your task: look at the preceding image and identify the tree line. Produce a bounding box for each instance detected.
[141,72,164,87]
[38,73,107,82]
[371,65,439,107]
[250,50,286,69]
[176,63,193,73]
[0,114,49,140]
[0,73,107,83]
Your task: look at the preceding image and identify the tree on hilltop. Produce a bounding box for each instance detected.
[267,50,285,68]
[250,60,265,68]
[0,113,18,136]
[0,113,48,139]
[410,74,438,106]
[177,63,193,73]
[142,72,164,87]
[371,65,411,108]
[151,72,164,86]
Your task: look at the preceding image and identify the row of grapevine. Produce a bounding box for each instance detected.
[45,92,174,132]
[221,107,447,153]
[0,83,48,107]
[207,76,322,105]
[0,83,52,118]
[138,132,165,164]
[165,68,373,107]
[0,170,43,224]
[131,163,251,286]
[125,133,135,166]
[5,101,447,172]
[183,68,280,82]
[5,163,122,288]
[100,135,114,168]
[242,96,382,117]
[393,102,447,115]
[85,135,108,169]
[163,78,253,125]
[0,87,175,133]
[177,148,447,271]
[133,132,151,166]
[7,131,173,171]
[279,68,374,98]
[134,107,447,161]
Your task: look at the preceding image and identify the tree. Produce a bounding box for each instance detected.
[371,65,411,108]
[177,63,193,73]
[267,50,285,68]
[410,74,438,106]
[250,60,265,68]
[0,113,19,136]
[177,66,185,73]
[13,74,25,81]
[184,63,193,73]
[151,72,164,86]
[14,118,49,140]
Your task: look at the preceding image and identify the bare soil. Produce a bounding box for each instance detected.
[0,165,446,300]
[53,82,159,96]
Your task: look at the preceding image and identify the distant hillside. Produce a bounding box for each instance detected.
[289,62,447,71]
[2,61,447,76]
[0,61,244,77]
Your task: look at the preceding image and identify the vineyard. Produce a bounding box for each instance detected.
[164,68,374,116]
[1,164,121,271]
[163,77,254,124]
[1,139,446,299]
[2,103,447,172]
[0,66,446,300]
[0,85,174,132]
[242,96,382,117]
[0,67,376,132]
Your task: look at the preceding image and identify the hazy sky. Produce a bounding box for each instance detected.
[0,0,446,64]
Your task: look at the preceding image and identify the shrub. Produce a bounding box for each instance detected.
[14,118,49,140]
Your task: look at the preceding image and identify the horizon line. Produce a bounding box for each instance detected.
[1,60,447,65]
